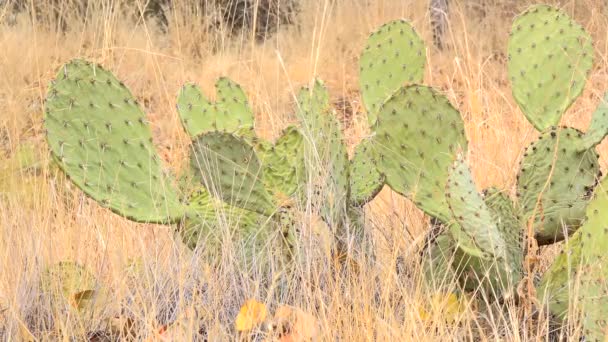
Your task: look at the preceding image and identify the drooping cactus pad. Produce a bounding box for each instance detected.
[517,127,600,245]
[373,85,467,222]
[360,19,426,126]
[44,59,185,223]
[508,5,593,131]
[349,138,384,207]
[176,78,255,139]
[191,131,276,216]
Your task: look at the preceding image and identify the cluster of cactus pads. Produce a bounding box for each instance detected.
[44,62,384,265]
[44,4,608,339]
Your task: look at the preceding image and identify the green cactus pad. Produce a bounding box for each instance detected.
[539,178,608,339]
[296,80,350,226]
[517,127,600,245]
[176,78,254,138]
[578,178,608,340]
[537,230,583,322]
[537,171,608,338]
[453,188,524,299]
[349,138,385,207]
[44,59,184,223]
[508,5,593,131]
[446,156,507,260]
[40,261,106,315]
[462,187,523,298]
[360,19,426,126]
[446,165,522,299]
[191,131,276,216]
[373,85,467,223]
[421,230,458,289]
[181,187,269,255]
[582,93,608,150]
[256,126,306,201]
[483,187,523,277]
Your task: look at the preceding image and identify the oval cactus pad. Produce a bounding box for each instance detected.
[44,59,184,223]
[508,5,593,131]
[360,19,426,126]
[373,85,467,222]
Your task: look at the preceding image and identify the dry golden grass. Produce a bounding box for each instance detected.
[1,0,608,340]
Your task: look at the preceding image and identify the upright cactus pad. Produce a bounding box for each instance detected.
[349,138,384,207]
[257,126,306,201]
[44,59,184,223]
[483,187,523,279]
[176,78,254,139]
[360,19,426,126]
[578,178,608,341]
[517,127,600,245]
[541,177,608,340]
[442,159,523,299]
[192,131,276,216]
[537,230,583,322]
[508,5,593,131]
[421,230,457,289]
[479,187,523,297]
[582,93,608,150]
[373,85,467,222]
[446,157,507,260]
[297,80,350,226]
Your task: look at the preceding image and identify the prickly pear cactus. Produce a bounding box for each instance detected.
[349,138,384,207]
[508,5,593,131]
[256,126,306,202]
[537,230,583,322]
[296,80,350,227]
[360,19,426,126]
[191,131,276,216]
[176,78,255,139]
[373,85,467,223]
[517,127,600,245]
[582,93,608,150]
[538,176,608,341]
[577,178,608,341]
[44,59,185,223]
[40,262,106,316]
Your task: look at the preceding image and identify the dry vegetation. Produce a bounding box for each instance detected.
[1,0,608,340]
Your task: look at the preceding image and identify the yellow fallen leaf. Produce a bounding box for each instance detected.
[235,299,267,332]
[271,306,318,342]
[416,292,466,324]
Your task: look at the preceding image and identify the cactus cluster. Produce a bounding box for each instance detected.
[42,4,608,339]
[45,61,385,267]
[354,7,608,324]
[359,5,608,336]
